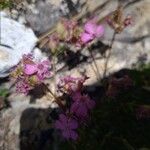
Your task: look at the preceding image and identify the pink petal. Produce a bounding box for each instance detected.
[80,105,88,116]
[76,104,88,117]
[62,130,70,139]
[71,102,79,113]
[55,120,64,130]
[68,119,78,129]
[81,32,93,44]
[95,25,104,38]
[59,114,67,123]
[42,60,51,66]
[36,73,44,81]
[72,92,82,101]
[24,64,37,75]
[70,131,78,140]
[84,22,96,35]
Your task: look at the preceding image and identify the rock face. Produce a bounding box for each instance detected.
[24,0,84,35]
[102,0,150,69]
[0,12,37,77]
[25,0,60,35]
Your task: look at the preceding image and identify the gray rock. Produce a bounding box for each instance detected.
[25,0,60,35]
[24,0,83,35]
[0,12,37,77]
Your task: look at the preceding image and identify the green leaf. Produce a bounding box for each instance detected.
[0,0,11,9]
[0,89,9,98]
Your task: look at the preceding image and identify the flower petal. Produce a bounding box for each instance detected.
[24,64,37,75]
[55,120,64,130]
[95,25,104,38]
[77,105,88,117]
[68,119,78,129]
[71,102,79,113]
[62,130,70,140]
[80,32,93,44]
[70,130,78,140]
[84,22,96,35]
[72,92,82,101]
[59,114,68,123]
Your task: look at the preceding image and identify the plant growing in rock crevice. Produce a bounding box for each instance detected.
[10,5,133,142]
[9,4,150,150]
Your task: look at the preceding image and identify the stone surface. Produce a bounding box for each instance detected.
[24,0,86,35]
[0,12,37,77]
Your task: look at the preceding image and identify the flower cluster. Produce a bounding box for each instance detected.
[55,76,95,140]
[71,93,95,119]
[56,19,80,44]
[106,75,133,98]
[45,18,104,53]
[80,19,104,44]
[107,6,132,33]
[58,75,88,94]
[55,114,78,140]
[11,54,52,95]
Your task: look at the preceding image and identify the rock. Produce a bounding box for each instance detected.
[25,0,60,35]
[0,100,57,150]
[101,0,150,70]
[0,12,37,77]
[24,0,79,35]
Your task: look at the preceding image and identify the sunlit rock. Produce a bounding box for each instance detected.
[0,12,37,77]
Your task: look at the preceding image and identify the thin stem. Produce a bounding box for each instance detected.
[42,83,65,110]
[88,48,101,81]
[52,55,57,95]
[103,31,116,77]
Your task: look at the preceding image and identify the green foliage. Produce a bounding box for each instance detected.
[0,88,9,98]
[0,0,11,9]
[0,88,9,110]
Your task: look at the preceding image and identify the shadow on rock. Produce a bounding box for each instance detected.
[20,107,59,150]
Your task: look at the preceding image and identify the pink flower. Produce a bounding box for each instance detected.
[63,19,77,30]
[71,92,82,101]
[80,20,104,44]
[24,64,37,75]
[24,60,51,81]
[36,60,51,80]
[11,54,52,95]
[107,9,132,33]
[55,114,78,140]
[58,75,88,93]
[124,15,132,27]
[16,80,32,95]
[80,32,93,44]
[60,19,78,42]
[71,94,95,118]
